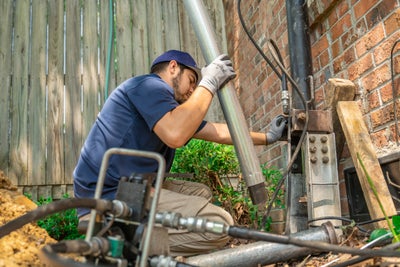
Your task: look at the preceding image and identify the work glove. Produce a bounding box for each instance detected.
[266,115,288,144]
[198,54,236,95]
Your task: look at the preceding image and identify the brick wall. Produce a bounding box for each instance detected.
[223,0,400,218]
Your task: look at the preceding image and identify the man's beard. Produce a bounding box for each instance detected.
[172,72,184,104]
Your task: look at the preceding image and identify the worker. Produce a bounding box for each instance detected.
[73,50,287,256]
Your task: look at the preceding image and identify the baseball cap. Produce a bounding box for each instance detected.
[151,50,201,81]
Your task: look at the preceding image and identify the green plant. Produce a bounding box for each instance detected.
[171,139,284,231]
[34,194,84,241]
[171,139,240,191]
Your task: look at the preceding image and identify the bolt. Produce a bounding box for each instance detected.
[322,156,329,163]
[320,136,328,143]
[310,156,317,163]
[309,136,316,143]
[321,146,328,153]
[297,112,307,121]
[310,146,317,153]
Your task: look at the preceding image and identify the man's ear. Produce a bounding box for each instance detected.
[168,60,179,75]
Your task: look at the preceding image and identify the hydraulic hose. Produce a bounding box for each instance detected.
[228,225,400,258]
[39,239,110,267]
[0,198,114,239]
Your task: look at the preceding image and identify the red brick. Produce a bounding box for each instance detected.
[337,0,350,18]
[355,23,385,57]
[319,49,331,68]
[361,63,391,92]
[384,9,400,35]
[331,13,352,41]
[312,34,329,57]
[380,83,395,104]
[331,39,341,59]
[367,90,380,109]
[354,0,378,20]
[370,128,389,147]
[348,53,373,80]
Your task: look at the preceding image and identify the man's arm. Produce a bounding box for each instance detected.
[193,115,287,146]
[193,122,267,145]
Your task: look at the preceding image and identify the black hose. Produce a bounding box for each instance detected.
[0,198,113,239]
[228,226,400,258]
[39,241,110,267]
[332,241,400,267]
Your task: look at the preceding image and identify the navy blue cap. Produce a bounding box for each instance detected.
[151,50,201,80]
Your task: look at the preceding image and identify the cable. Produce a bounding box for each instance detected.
[228,225,400,258]
[390,39,400,146]
[236,0,310,227]
[331,239,400,267]
[0,198,113,239]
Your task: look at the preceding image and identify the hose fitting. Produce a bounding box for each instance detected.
[155,211,228,235]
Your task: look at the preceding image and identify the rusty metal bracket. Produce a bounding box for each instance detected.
[291,109,333,133]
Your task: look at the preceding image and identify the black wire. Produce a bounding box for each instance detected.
[228,226,400,258]
[391,39,400,146]
[237,0,282,80]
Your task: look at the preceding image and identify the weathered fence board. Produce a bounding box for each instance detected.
[115,0,134,83]
[0,0,13,174]
[47,0,65,184]
[0,0,226,199]
[30,0,47,185]
[132,0,149,75]
[10,0,30,185]
[65,0,82,185]
[82,0,101,140]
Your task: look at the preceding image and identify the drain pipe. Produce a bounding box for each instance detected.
[286,0,312,109]
[185,222,337,267]
[285,0,314,234]
[183,0,267,204]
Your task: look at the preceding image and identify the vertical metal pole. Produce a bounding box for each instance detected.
[183,0,267,204]
[285,0,313,233]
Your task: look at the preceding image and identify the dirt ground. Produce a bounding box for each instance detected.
[0,170,56,267]
[0,169,399,267]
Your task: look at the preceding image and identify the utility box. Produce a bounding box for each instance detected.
[344,152,400,222]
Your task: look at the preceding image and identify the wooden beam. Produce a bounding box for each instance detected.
[337,101,396,229]
[324,78,356,160]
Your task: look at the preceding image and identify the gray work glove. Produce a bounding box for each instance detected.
[198,54,236,95]
[266,115,287,144]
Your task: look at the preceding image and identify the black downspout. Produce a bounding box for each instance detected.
[286,0,312,109]
[285,0,313,233]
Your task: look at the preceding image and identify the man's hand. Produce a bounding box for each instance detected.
[198,54,236,95]
[266,115,288,144]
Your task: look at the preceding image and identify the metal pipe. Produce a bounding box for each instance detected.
[285,0,313,109]
[183,0,267,204]
[185,222,337,267]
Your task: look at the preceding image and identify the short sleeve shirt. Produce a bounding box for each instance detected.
[73,74,206,216]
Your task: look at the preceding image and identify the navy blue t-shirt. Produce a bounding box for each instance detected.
[73,73,206,217]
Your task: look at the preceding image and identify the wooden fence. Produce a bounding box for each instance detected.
[0,0,226,199]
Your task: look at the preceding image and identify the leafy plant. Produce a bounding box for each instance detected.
[171,139,284,231]
[33,194,84,241]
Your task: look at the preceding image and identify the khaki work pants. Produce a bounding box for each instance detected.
[79,180,234,257]
[159,180,234,257]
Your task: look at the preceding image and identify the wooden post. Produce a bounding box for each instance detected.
[324,78,356,159]
[337,101,396,229]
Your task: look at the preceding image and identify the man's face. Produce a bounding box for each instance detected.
[172,67,198,104]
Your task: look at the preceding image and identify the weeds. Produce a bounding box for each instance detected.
[171,139,284,230]
[26,193,84,241]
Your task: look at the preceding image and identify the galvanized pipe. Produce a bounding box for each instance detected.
[183,0,267,204]
[185,222,337,267]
